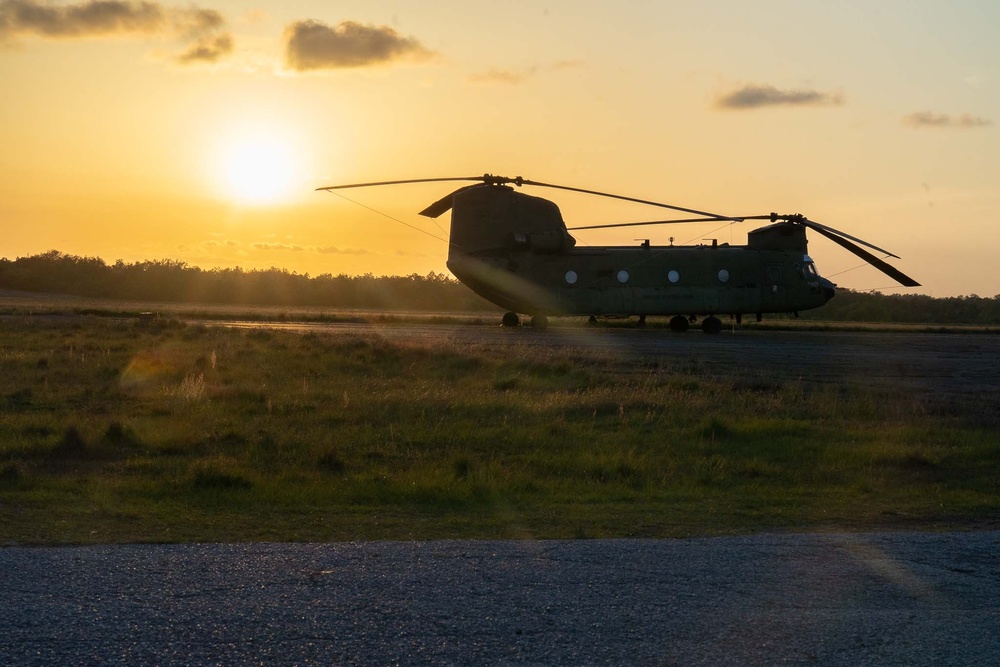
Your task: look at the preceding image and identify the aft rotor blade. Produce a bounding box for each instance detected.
[419,184,484,218]
[568,216,743,231]
[807,224,920,287]
[519,179,742,222]
[316,176,485,192]
[799,218,900,259]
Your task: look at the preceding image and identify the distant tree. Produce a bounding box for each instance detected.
[0,251,498,312]
[1,251,997,323]
[802,289,1000,325]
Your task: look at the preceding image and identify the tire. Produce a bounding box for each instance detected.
[701,316,723,334]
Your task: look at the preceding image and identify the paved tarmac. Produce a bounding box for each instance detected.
[214,321,1000,398]
[3,532,999,665]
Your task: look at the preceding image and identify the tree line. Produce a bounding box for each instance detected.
[798,289,1000,325]
[2,251,999,324]
[0,251,497,311]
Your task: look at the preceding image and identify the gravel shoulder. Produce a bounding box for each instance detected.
[3,532,999,665]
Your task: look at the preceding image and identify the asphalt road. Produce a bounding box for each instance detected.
[3,532,999,665]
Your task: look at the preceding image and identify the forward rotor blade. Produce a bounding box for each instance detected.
[799,218,900,259]
[316,176,485,192]
[807,224,920,287]
[568,216,743,231]
[419,184,484,218]
[319,173,744,222]
[518,179,742,222]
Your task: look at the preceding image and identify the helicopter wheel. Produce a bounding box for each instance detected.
[501,311,521,327]
[668,315,689,332]
[530,314,549,329]
[701,316,723,334]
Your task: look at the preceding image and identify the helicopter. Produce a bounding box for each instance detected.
[318,174,919,332]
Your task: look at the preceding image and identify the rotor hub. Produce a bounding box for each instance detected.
[482,174,524,187]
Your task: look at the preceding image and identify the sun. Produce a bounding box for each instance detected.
[221,136,295,204]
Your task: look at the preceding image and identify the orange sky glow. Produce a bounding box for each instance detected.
[2,1,998,297]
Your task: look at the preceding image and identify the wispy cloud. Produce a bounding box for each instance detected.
[252,242,306,252]
[247,243,372,256]
[715,84,844,110]
[467,66,537,85]
[394,249,433,258]
[201,239,240,249]
[175,32,231,63]
[317,246,371,255]
[552,59,584,71]
[467,60,583,85]
[0,0,233,64]
[902,112,992,129]
[282,19,434,71]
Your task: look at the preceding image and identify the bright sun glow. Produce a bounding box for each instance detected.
[222,136,295,204]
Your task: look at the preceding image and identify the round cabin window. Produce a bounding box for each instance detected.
[718,269,730,283]
[668,270,680,284]
[617,270,629,283]
[565,270,578,285]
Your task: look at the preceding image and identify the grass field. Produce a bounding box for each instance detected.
[1,314,997,544]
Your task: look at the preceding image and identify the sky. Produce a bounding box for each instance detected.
[1,0,998,297]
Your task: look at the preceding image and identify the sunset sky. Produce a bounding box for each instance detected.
[2,0,997,297]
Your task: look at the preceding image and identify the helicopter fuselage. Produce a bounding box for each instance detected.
[445,185,835,321]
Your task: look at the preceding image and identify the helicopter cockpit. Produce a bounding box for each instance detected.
[800,255,820,279]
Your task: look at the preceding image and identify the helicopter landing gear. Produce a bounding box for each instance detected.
[701,316,723,334]
[637,315,647,327]
[501,311,521,327]
[530,314,549,329]
[669,315,689,332]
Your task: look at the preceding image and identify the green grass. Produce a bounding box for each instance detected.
[0,315,997,544]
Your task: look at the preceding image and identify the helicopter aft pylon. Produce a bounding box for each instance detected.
[318,174,918,331]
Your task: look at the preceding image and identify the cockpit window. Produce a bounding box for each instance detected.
[802,255,819,277]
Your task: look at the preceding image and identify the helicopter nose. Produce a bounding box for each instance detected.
[821,278,836,302]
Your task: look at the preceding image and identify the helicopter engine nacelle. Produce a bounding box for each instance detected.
[747,222,808,253]
[448,185,576,258]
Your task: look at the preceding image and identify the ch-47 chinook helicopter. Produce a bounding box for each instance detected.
[318,174,919,333]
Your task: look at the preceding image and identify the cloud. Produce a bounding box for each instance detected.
[318,246,371,255]
[466,61,581,85]
[283,19,433,71]
[0,0,233,64]
[240,8,269,26]
[394,249,433,258]
[175,31,231,63]
[902,112,992,129]
[715,84,844,110]
[247,243,371,256]
[0,0,164,38]
[467,66,536,85]
[252,242,305,252]
[552,59,584,70]
[179,6,222,33]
